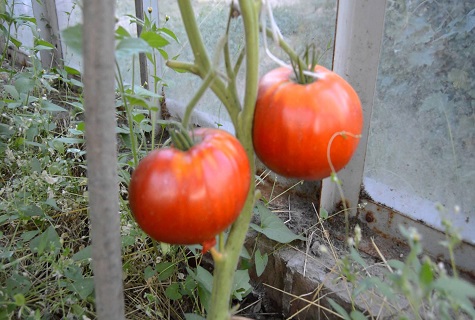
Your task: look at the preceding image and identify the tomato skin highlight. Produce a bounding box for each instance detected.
[128,128,251,245]
[252,66,363,180]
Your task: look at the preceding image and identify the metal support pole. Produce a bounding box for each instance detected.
[83,0,125,319]
[135,0,148,88]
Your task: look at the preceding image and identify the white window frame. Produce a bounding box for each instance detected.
[321,0,475,275]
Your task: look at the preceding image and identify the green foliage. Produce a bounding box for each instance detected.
[328,224,475,319]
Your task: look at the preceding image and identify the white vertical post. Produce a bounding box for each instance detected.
[320,0,387,214]
[83,0,125,319]
[31,0,63,69]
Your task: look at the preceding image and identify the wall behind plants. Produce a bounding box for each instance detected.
[159,0,337,132]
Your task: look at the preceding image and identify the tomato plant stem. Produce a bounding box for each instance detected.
[174,0,260,318]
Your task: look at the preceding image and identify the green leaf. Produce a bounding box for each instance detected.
[3,85,19,100]
[72,246,91,262]
[156,261,176,281]
[29,225,61,256]
[319,207,329,220]
[232,269,252,300]
[13,293,26,306]
[189,266,213,294]
[64,65,81,76]
[40,100,67,112]
[418,260,433,287]
[70,277,95,300]
[54,137,85,144]
[158,27,179,43]
[165,283,182,300]
[34,39,54,50]
[115,25,131,39]
[21,230,40,242]
[14,77,35,94]
[140,30,170,49]
[144,266,156,280]
[62,24,83,55]
[116,37,152,58]
[350,310,367,320]
[349,247,367,268]
[255,249,268,277]
[327,298,351,320]
[354,277,396,300]
[250,202,306,243]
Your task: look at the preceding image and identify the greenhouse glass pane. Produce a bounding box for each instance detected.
[159,0,336,131]
[364,0,474,242]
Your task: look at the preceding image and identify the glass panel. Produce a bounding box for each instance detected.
[364,0,474,242]
[159,0,337,130]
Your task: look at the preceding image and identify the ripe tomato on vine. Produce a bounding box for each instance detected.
[128,128,251,249]
[252,65,363,180]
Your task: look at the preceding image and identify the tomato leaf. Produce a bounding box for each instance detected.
[232,269,252,300]
[250,202,306,243]
[254,249,268,277]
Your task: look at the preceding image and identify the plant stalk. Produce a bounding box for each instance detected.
[174,0,260,318]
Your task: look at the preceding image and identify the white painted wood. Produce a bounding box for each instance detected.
[31,0,63,69]
[319,0,387,215]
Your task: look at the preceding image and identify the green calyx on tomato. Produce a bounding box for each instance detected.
[291,44,321,85]
[252,65,363,181]
[128,128,251,252]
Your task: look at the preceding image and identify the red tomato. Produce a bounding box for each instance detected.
[252,65,363,180]
[128,128,251,246]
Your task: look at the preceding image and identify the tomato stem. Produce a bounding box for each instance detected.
[173,1,259,319]
[169,126,194,151]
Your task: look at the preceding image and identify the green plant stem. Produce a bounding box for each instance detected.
[208,0,260,319]
[174,0,260,318]
[115,60,139,166]
[182,70,215,129]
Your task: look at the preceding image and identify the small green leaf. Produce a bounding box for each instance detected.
[14,77,35,94]
[327,298,351,320]
[62,24,83,55]
[116,37,152,58]
[64,65,81,76]
[29,225,61,256]
[140,30,170,49]
[319,207,329,220]
[165,283,182,300]
[40,100,67,112]
[13,293,26,307]
[156,261,176,281]
[34,39,54,50]
[115,25,131,39]
[350,310,367,320]
[250,202,306,243]
[70,277,95,300]
[255,249,268,277]
[232,269,252,300]
[349,247,367,268]
[189,266,213,294]
[418,260,433,287]
[3,85,19,100]
[72,246,92,262]
[54,137,85,144]
[144,266,156,280]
